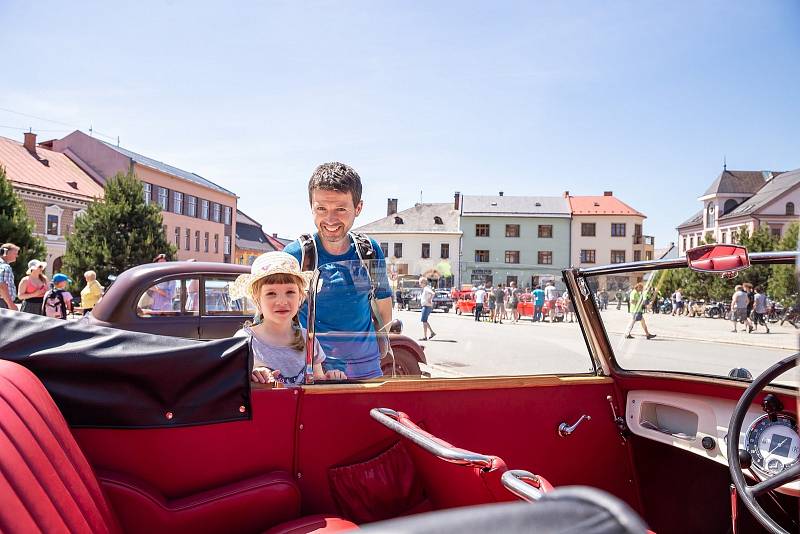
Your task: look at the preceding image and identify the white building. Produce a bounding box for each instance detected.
[354,197,462,288]
[677,168,800,254]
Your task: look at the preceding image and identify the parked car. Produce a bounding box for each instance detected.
[432,289,453,312]
[404,287,423,310]
[82,261,427,376]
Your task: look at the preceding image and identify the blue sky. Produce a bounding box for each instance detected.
[1,1,798,248]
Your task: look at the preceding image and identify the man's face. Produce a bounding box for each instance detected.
[311,189,362,246]
[4,248,19,263]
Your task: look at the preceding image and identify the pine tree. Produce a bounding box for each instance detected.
[0,165,47,283]
[768,222,799,305]
[62,172,177,286]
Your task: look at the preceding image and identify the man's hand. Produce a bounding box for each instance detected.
[324,370,347,380]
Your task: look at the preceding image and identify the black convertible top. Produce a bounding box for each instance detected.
[0,309,251,429]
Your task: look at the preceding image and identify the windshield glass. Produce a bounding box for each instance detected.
[303,259,596,382]
[585,257,799,387]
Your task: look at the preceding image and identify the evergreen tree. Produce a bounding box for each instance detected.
[768,222,799,304]
[62,172,176,286]
[0,166,47,283]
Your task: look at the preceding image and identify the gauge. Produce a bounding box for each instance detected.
[745,413,800,478]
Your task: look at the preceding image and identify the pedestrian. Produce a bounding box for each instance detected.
[598,288,608,311]
[474,285,486,321]
[544,281,559,322]
[282,162,393,379]
[80,270,104,314]
[671,288,685,316]
[42,273,73,319]
[487,283,497,322]
[147,253,175,311]
[493,283,506,323]
[625,282,656,339]
[0,243,20,311]
[395,287,403,311]
[418,276,437,340]
[509,281,521,323]
[731,284,753,333]
[743,282,755,321]
[532,285,545,322]
[615,289,623,310]
[18,259,48,315]
[563,290,575,322]
[752,286,770,333]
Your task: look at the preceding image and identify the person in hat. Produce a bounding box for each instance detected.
[42,273,73,319]
[232,251,347,385]
[17,259,48,315]
[0,243,20,310]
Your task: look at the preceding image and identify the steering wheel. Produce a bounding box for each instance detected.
[727,353,800,534]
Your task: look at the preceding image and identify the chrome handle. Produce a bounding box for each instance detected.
[501,470,546,502]
[558,415,591,437]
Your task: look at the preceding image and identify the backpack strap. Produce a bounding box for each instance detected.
[349,232,377,300]
[55,290,67,319]
[298,233,317,272]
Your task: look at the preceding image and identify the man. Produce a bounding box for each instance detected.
[0,243,20,311]
[284,162,392,379]
[544,281,559,322]
[509,281,521,323]
[492,283,506,323]
[730,284,753,333]
[473,284,486,321]
[418,277,436,340]
[148,254,175,311]
[532,285,545,322]
[625,282,656,340]
[671,288,684,316]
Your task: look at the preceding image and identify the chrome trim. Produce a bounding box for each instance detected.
[577,251,798,277]
[370,408,494,469]
[501,470,545,502]
[558,414,591,437]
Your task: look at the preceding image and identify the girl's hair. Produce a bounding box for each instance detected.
[249,273,307,352]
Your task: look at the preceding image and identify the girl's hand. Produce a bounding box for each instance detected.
[251,367,279,384]
[324,370,347,380]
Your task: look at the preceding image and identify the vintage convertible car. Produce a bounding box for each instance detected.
[1,244,798,533]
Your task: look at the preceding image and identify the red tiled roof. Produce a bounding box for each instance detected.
[568,195,645,217]
[0,136,104,200]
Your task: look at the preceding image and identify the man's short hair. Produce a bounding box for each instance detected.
[307,162,363,207]
[0,243,19,256]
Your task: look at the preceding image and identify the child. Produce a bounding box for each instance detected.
[231,251,347,385]
[42,273,73,319]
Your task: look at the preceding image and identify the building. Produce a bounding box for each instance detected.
[676,168,799,254]
[354,197,461,288]
[460,193,571,289]
[567,191,654,291]
[0,133,105,274]
[47,130,237,262]
[234,210,284,265]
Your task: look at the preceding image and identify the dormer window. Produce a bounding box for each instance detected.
[394,216,404,224]
[433,216,443,225]
[786,202,795,216]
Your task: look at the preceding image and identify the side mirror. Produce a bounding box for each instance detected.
[686,244,750,275]
[389,319,403,334]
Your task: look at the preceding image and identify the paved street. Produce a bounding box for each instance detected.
[399,307,799,384]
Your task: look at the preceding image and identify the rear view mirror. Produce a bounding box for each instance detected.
[686,244,750,275]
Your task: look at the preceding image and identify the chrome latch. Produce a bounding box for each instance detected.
[558,415,591,437]
[577,277,591,300]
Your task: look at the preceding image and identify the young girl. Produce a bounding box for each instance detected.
[232,251,346,385]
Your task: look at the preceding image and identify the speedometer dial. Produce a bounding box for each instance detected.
[746,413,800,478]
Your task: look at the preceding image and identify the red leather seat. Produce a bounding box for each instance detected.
[0,359,357,534]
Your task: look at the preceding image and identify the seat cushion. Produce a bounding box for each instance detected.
[264,514,358,534]
[0,359,121,534]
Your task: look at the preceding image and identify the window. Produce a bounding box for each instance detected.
[380,242,389,256]
[611,223,626,237]
[610,250,626,263]
[187,195,197,217]
[224,235,231,254]
[204,232,209,252]
[634,250,641,261]
[185,228,191,250]
[580,249,596,263]
[158,187,168,210]
[771,227,782,239]
[505,224,520,237]
[394,216,403,224]
[689,236,694,248]
[475,224,490,237]
[204,277,255,316]
[721,232,727,244]
[645,251,653,260]
[581,223,596,237]
[787,202,795,216]
[195,231,200,251]
[173,191,183,214]
[46,214,59,236]
[475,250,489,262]
[136,278,187,317]
[537,251,552,265]
[421,243,430,259]
[538,225,553,238]
[682,237,687,251]
[504,251,520,264]
[394,243,403,258]
[212,203,221,223]
[433,216,443,225]
[706,203,715,227]
[214,234,219,254]
[440,243,449,259]
[506,275,518,286]
[201,199,209,220]
[174,227,180,247]
[143,182,151,205]
[45,205,63,236]
[634,224,642,236]
[224,206,232,225]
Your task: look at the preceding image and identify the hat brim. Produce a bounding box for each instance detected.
[26,262,47,274]
[229,270,313,302]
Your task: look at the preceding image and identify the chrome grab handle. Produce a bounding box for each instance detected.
[558,415,591,437]
[501,470,545,502]
[370,408,494,469]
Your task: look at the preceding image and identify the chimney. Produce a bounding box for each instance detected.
[603,191,613,196]
[23,131,37,153]
[498,191,504,197]
[563,191,569,198]
[387,198,398,216]
[272,233,278,238]
[454,192,461,210]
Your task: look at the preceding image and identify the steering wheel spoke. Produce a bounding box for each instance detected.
[749,463,800,496]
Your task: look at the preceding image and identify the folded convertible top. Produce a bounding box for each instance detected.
[0,309,251,428]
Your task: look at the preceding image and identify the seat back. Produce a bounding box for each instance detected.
[0,360,119,534]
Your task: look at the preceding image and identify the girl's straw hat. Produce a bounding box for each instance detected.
[229,251,311,301]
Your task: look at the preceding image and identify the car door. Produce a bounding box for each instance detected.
[198,275,255,339]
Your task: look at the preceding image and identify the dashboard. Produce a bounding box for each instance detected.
[626,390,799,496]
